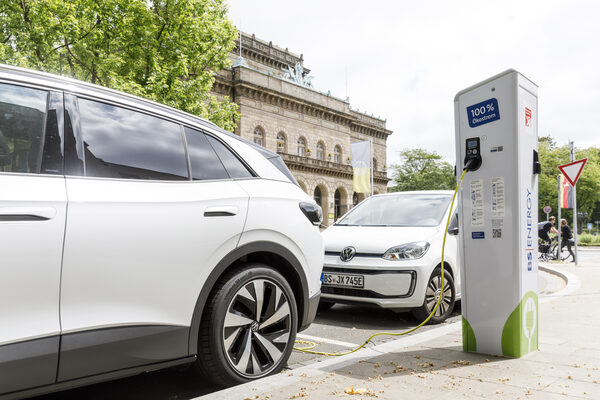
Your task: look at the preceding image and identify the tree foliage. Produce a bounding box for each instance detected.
[388,148,456,192]
[538,137,600,230]
[0,0,239,130]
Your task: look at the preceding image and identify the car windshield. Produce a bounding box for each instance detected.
[337,193,452,227]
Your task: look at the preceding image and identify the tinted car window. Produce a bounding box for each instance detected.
[0,83,47,174]
[184,127,229,180]
[79,99,188,180]
[206,135,253,179]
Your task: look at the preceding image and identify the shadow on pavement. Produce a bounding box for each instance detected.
[31,365,220,400]
[332,345,503,380]
[314,302,462,331]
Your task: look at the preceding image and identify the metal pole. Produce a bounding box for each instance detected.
[557,175,561,260]
[370,139,374,197]
[570,141,578,265]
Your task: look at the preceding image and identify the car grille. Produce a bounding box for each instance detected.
[321,286,387,298]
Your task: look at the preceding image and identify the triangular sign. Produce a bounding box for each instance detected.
[558,158,588,186]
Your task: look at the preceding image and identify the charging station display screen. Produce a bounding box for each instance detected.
[467,139,478,149]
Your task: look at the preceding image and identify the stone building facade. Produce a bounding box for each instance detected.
[211,33,392,226]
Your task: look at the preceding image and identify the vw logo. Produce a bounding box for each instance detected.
[340,246,356,262]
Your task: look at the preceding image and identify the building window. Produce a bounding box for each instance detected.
[277,132,286,153]
[373,158,377,171]
[314,186,322,207]
[253,127,264,147]
[316,141,325,161]
[333,145,341,163]
[297,137,306,156]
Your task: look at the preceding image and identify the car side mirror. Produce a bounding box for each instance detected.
[448,213,459,235]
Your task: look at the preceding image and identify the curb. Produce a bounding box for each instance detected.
[539,264,569,284]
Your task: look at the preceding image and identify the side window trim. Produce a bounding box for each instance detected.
[201,131,257,178]
[63,93,85,176]
[179,124,192,181]
[40,91,64,175]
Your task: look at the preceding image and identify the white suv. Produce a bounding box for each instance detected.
[0,65,323,398]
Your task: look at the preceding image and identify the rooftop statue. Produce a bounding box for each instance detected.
[282,62,313,88]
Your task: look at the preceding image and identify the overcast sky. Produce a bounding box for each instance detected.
[227,0,599,168]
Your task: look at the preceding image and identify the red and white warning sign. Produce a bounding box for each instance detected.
[558,158,588,186]
[524,107,532,127]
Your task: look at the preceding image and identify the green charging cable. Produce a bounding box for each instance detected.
[293,168,469,356]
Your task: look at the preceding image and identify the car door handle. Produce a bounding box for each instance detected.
[204,206,238,217]
[0,206,57,221]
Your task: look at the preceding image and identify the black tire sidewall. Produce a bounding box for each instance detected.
[202,264,298,385]
[413,267,456,324]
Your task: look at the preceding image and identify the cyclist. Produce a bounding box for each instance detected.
[538,216,558,259]
[538,216,558,243]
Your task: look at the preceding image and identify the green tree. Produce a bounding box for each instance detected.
[538,136,600,232]
[388,148,456,192]
[0,0,239,130]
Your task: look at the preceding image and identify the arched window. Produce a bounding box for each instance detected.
[316,141,325,161]
[314,186,322,207]
[253,127,264,147]
[333,145,341,163]
[276,132,286,153]
[353,192,359,206]
[373,158,377,171]
[297,137,306,156]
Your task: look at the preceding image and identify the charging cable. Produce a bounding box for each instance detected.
[293,168,469,356]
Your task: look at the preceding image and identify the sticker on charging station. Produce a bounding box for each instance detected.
[472,231,485,239]
[467,98,500,128]
[491,177,505,218]
[470,179,484,227]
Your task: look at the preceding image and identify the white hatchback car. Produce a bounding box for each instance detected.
[0,65,323,398]
[320,191,460,323]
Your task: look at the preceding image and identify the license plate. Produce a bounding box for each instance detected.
[321,273,364,288]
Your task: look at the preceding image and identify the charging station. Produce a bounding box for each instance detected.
[454,69,540,357]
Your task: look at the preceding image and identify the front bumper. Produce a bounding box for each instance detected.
[299,290,320,332]
[320,254,429,309]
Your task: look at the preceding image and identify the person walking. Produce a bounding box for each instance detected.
[559,218,575,262]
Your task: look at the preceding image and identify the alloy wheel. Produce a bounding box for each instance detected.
[425,274,453,317]
[222,278,292,378]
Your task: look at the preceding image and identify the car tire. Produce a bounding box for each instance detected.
[412,267,455,324]
[317,300,335,312]
[194,264,298,386]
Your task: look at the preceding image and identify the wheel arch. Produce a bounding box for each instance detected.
[435,261,454,278]
[188,241,308,355]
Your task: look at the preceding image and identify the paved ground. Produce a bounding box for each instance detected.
[200,247,600,400]
[30,249,580,400]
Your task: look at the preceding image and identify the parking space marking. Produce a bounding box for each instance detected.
[296,333,358,348]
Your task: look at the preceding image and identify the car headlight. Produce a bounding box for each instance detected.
[382,241,430,260]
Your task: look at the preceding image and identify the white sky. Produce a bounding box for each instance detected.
[227,0,600,168]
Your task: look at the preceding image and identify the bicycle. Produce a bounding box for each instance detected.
[551,238,575,262]
[538,236,558,261]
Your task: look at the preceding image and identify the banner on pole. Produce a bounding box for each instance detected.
[351,140,371,193]
[559,175,574,209]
